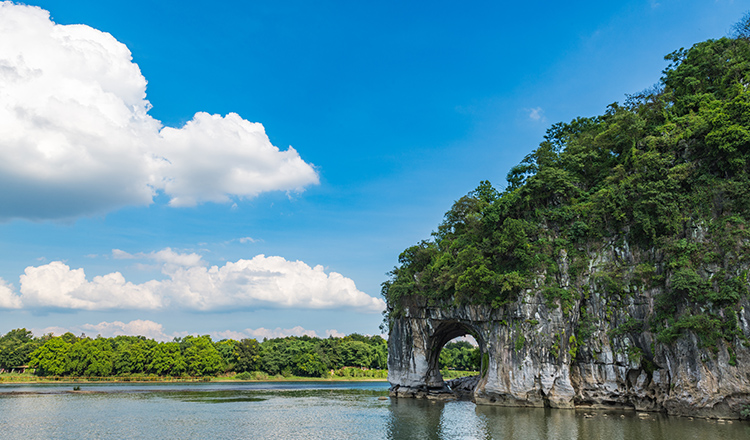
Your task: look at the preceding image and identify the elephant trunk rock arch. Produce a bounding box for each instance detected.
[387,302,575,406]
[386,299,622,408]
[388,308,485,399]
[387,292,750,418]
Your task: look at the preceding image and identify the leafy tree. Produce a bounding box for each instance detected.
[337,340,373,368]
[234,338,261,372]
[148,342,187,376]
[84,339,114,376]
[370,338,388,369]
[215,339,237,369]
[0,329,39,369]
[259,344,287,375]
[731,11,750,40]
[294,352,326,377]
[60,332,79,344]
[65,338,113,376]
[183,335,224,376]
[113,340,153,375]
[29,337,71,376]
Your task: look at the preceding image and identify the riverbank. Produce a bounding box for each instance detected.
[0,369,476,384]
[0,372,389,385]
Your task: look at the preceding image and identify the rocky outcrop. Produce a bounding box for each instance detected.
[446,375,480,399]
[387,240,750,419]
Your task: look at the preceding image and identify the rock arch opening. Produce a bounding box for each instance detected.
[424,321,484,396]
[387,311,491,400]
[438,334,479,372]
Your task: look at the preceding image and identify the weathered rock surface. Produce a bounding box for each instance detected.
[387,241,750,419]
[446,375,480,400]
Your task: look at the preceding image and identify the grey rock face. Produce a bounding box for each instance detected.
[387,241,750,419]
[446,375,480,399]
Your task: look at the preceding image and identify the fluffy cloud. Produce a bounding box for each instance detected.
[0,278,21,309]
[324,328,347,338]
[160,255,383,311]
[1,250,385,312]
[157,113,318,207]
[32,320,345,342]
[0,3,318,220]
[526,107,545,122]
[18,262,163,310]
[212,326,320,341]
[113,248,204,268]
[81,319,174,340]
[33,320,177,342]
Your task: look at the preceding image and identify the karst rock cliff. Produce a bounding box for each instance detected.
[387,238,750,419]
[386,33,750,419]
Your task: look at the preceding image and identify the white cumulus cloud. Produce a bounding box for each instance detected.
[19,261,163,310]
[527,107,544,122]
[159,255,384,311]
[157,113,318,207]
[0,2,318,220]
[113,248,204,268]
[31,321,343,342]
[81,319,174,340]
[0,278,21,309]
[8,250,384,313]
[32,319,177,341]
[212,326,321,341]
[325,329,347,338]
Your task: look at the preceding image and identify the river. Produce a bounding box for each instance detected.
[0,381,748,439]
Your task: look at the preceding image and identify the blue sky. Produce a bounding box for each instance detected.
[0,0,746,341]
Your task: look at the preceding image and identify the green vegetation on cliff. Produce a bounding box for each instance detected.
[383,29,750,351]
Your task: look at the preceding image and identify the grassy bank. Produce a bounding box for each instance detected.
[2,369,479,384]
[0,370,389,384]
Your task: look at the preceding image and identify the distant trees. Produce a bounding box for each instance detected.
[439,341,480,371]
[0,328,388,378]
[182,335,224,376]
[0,328,41,370]
[29,337,70,375]
[148,342,186,376]
[234,338,261,372]
[65,339,113,376]
[112,337,153,375]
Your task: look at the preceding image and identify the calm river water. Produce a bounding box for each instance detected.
[1,381,748,439]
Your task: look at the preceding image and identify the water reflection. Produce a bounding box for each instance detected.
[387,398,493,440]
[386,398,445,439]
[474,405,579,440]
[2,383,749,439]
[386,398,750,440]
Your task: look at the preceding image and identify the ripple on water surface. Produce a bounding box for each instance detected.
[0,382,748,439]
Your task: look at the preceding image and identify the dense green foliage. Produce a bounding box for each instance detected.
[0,329,44,371]
[439,341,480,371]
[0,329,479,378]
[0,329,389,378]
[383,34,750,351]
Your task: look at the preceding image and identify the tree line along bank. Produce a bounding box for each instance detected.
[0,328,478,378]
